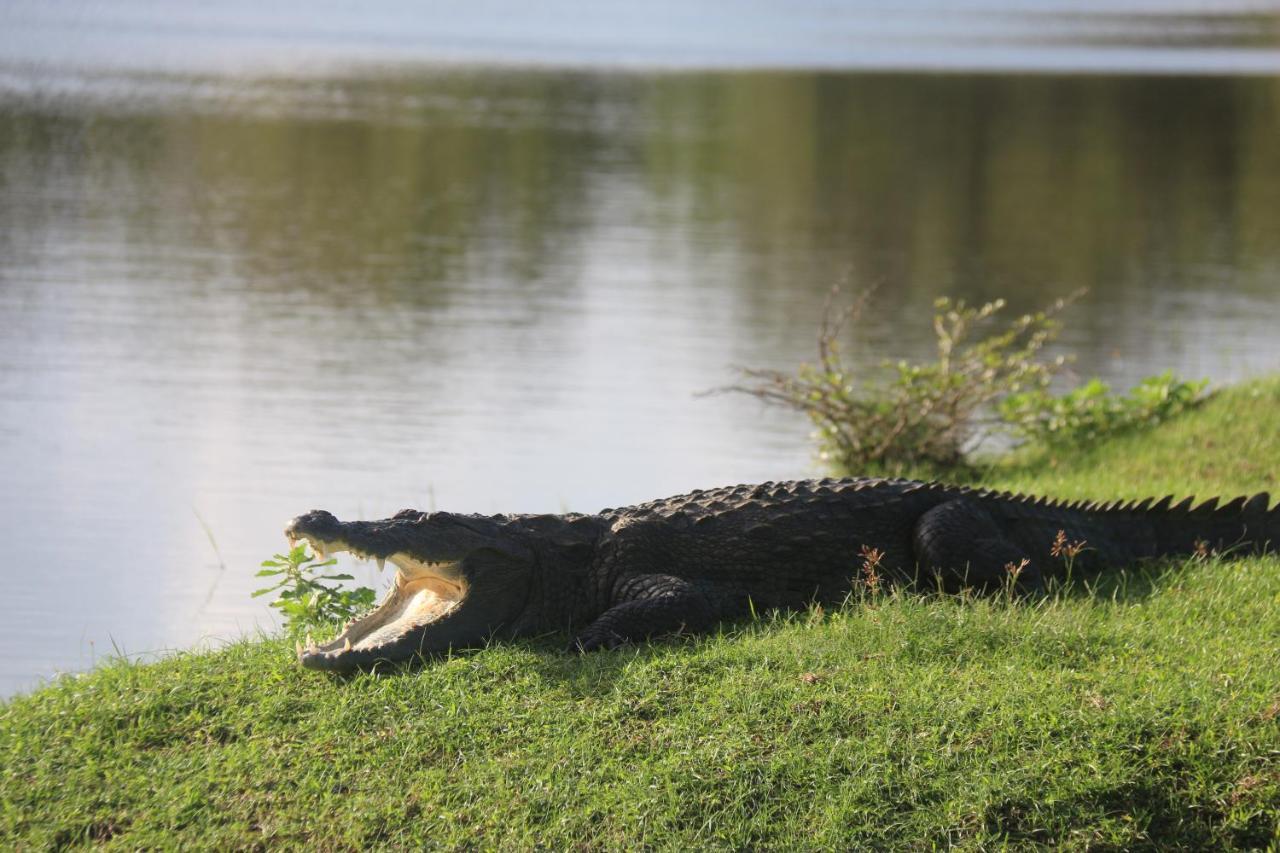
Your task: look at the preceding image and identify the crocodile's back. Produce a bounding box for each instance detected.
[590,478,1278,607]
[596,478,949,606]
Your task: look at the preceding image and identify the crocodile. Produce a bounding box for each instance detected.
[285,478,1277,671]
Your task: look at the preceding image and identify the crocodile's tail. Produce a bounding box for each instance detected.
[945,482,1278,566]
[978,487,1278,570]
[1141,491,1277,559]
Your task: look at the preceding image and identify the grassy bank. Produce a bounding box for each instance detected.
[3,380,1279,849]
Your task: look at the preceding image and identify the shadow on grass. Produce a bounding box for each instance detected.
[323,555,1222,696]
[981,773,1274,849]
[337,629,709,694]
[1055,555,1207,603]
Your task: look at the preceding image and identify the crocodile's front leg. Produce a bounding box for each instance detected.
[569,574,725,652]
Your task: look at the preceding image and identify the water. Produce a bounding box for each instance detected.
[2,4,1280,697]
[6,1,1280,75]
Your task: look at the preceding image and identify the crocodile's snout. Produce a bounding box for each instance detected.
[285,509,341,542]
[281,508,538,672]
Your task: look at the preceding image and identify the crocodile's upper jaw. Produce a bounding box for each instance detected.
[288,532,468,671]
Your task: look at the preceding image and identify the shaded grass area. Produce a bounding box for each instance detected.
[3,379,1280,849]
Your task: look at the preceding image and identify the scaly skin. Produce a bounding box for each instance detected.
[285,478,1278,671]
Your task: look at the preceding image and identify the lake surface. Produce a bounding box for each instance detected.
[2,3,1280,696]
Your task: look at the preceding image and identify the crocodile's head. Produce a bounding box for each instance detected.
[284,509,534,672]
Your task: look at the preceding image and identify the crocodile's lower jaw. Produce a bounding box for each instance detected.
[289,536,467,670]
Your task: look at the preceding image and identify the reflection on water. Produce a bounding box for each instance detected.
[2,67,1279,695]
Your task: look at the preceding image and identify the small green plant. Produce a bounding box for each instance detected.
[999,372,1208,449]
[253,543,376,635]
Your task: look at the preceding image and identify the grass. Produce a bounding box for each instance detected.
[3,379,1280,849]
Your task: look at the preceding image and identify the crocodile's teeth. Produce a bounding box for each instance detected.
[376,556,385,572]
[343,637,352,652]
[306,633,316,653]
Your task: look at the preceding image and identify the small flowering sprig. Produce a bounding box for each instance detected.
[1050,529,1089,586]
[1004,557,1030,601]
[1050,529,1088,560]
[859,544,885,596]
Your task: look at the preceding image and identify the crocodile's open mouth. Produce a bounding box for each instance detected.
[287,531,468,671]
